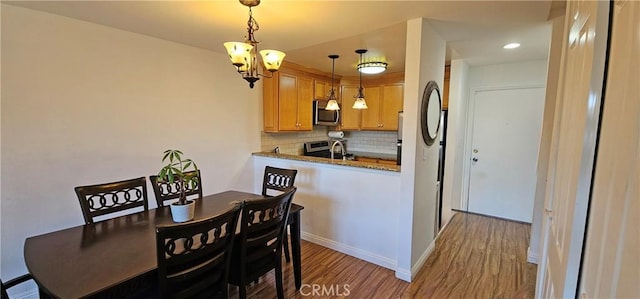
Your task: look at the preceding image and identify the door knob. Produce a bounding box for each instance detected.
[472,157,478,162]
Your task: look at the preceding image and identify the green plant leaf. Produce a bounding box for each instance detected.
[167,171,174,183]
[162,150,171,162]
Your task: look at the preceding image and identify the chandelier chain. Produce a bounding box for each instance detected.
[245,7,260,45]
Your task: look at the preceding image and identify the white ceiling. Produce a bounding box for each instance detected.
[5,0,560,76]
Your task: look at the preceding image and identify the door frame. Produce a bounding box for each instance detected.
[462,83,546,211]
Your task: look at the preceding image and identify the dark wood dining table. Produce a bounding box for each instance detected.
[24,190,303,298]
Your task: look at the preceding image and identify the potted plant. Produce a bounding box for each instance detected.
[157,149,199,222]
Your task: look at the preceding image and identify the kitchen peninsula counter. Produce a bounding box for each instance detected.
[252,152,401,271]
[252,152,400,172]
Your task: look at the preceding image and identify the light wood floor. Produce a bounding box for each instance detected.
[230,212,537,298]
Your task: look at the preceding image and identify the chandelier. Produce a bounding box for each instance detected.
[223,0,285,88]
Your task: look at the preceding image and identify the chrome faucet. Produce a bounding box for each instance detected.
[330,140,346,161]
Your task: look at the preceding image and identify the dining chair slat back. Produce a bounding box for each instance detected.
[229,187,297,299]
[261,166,297,197]
[150,170,203,207]
[74,177,149,225]
[155,202,242,299]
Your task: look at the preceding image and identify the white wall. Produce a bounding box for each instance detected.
[253,156,401,269]
[529,16,565,264]
[441,59,470,227]
[468,60,549,88]
[396,18,445,281]
[1,4,261,282]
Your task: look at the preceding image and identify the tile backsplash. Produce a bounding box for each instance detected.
[261,127,329,155]
[260,127,398,156]
[344,131,398,155]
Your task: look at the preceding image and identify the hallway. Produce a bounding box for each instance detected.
[406,212,537,298]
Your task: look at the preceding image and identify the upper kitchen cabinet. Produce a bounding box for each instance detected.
[278,73,313,131]
[314,79,340,100]
[339,73,404,131]
[339,85,362,130]
[443,65,450,110]
[263,63,333,132]
[314,80,329,99]
[361,84,403,131]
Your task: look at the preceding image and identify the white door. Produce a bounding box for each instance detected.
[467,86,545,222]
[578,1,640,297]
[536,1,610,298]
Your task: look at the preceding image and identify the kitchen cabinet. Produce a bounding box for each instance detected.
[339,85,361,130]
[361,84,403,131]
[443,65,450,110]
[315,79,341,100]
[341,82,403,131]
[314,80,329,99]
[263,71,314,132]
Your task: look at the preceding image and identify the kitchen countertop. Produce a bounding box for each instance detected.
[252,152,400,172]
[348,151,398,161]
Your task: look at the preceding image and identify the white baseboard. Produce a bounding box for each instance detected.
[301,232,397,271]
[393,240,436,283]
[411,240,436,277]
[527,246,539,264]
[395,268,411,282]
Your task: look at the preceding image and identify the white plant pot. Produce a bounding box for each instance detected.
[170,200,195,223]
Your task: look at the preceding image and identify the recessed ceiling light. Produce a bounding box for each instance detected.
[503,43,521,49]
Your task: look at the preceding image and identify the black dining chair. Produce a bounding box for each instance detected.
[155,202,242,299]
[261,166,299,263]
[150,170,203,207]
[229,187,297,299]
[1,274,34,299]
[75,177,149,225]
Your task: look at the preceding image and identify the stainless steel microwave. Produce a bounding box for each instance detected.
[313,100,340,126]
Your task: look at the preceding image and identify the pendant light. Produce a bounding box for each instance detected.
[353,49,368,109]
[325,54,340,111]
